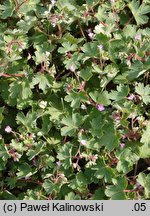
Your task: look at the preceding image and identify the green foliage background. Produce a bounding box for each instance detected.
[0,0,150,200]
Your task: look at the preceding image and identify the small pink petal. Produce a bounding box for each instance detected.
[135,34,141,41]
[97,104,105,112]
[56,161,62,167]
[88,32,94,39]
[120,143,125,148]
[127,94,135,100]
[5,126,12,133]
[51,0,56,5]
[81,140,87,145]
[69,65,75,72]
[97,45,103,51]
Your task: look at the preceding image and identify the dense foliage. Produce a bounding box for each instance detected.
[0,0,150,200]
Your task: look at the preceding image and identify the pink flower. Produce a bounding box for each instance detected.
[80,140,87,146]
[120,143,125,148]
[97,104,105,112]
[73,163,78,168]
[56,161,62,167]
[110,0,115,4]
[89,154,98,162]
[81,104,87,110]
[87,29,94,39]
[136,181,141,187]
[69,64,75,72]
[135,34,141,41]
[51,0,56,5]
[88,32,94,39]
[127,94,135,100]
[5,126,12,133]
[97,45,103,51]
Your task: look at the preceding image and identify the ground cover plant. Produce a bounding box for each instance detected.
[0,0,150,200]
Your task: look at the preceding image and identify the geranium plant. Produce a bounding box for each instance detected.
[0,0,150,200]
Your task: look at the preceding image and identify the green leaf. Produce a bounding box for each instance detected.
[108,40,125,62]
[89,91,99,103]
[117,160,131,174]
[90,115,105,137]
[0,190,17,200]
[69,171,88,193]
[139,121,150,158]
[61,113,84,136]
[0,158,7,171]
[127,61,146,81]
[44,155,55,168]
[105,177,127,200]
[21,80,33,100]
[57,0,76,10]
[123,25,137,38]
[18,0,40,15]
[65,192,80,200]
[0,139,9,160]
[31,73,53,92]
[90,114,119,151]
[61,33,83,45]
[105,63,119,79]
[26,142,45,160]
[99,124,119,151]
[34,42,54,64]
[79,67,93,81]
[0,107,4,124]
[61,127,76,137]
[16,111,37,131]
[128,0,150,25]
[109,85,129,102]
[9,81,22,99]
[76,171,89,187]
[86,0,99,7]
[137,173,150,198]
[48,107,63,121]
[64,52,83,70]
[10,139,26,153]
[135,83,150,105]
[97,91,111,106]
[116,147,139,173]
[6,176,17,189]
[17,16,37,33]
[92,188,105,200]
[141,121,150,146]
[0,22,7,34]
[57,143,72,169]
[23,189,43,200]
[82,42,99,58]
[0,0,14,19]
[8,79,32,106]
[41,115,52,134]
[94,159,115,183]
[58,42,77,54]
[16,163,37,179]
[42,179,55,194]
[65,91,87,108]
[95,6,107,21]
